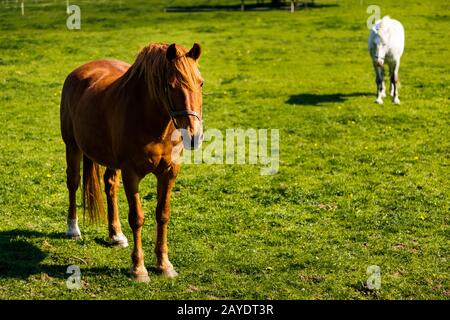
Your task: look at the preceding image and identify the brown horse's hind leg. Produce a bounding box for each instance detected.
[65,143,82,239]
[104,168,128,247]
[155,166,180,278]
[122,168,149,283]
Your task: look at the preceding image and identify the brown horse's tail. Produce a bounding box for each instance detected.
[82,155,106,223]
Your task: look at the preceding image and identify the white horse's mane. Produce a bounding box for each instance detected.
[376,16,392,43]
[379,16,392,32]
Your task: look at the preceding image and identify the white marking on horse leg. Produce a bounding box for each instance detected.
[375,97,384,104]
[381,81,386,98]
[66,218,82,240]
[393,96,400,104]
[375,88,384,104]
[375,81,384,104]
[110,233,129,247]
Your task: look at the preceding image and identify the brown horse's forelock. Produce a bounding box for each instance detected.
[169,45,201,92]
[121,44,200,106]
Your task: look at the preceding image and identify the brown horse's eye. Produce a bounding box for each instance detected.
[200,82,204,88]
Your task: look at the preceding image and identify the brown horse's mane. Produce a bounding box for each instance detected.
[120,43,201,103]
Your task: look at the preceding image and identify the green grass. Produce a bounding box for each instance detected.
[0,0,449,299]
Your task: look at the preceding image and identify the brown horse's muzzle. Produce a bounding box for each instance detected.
[188,118,203,150]
[175,117,203,150]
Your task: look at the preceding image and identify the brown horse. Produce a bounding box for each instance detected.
[60,43,203,282]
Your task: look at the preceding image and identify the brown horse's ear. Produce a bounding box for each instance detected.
[166,43,178,62]
[187,43,201,60]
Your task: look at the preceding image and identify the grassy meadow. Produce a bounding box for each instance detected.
[0,0,449,299]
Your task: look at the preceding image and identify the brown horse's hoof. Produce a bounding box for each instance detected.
[157,267,178,278]
[110,233,128,248]
[66,234,82,240]
[131,271,150,283]
[130,267,150,283]
[132,274,150,283]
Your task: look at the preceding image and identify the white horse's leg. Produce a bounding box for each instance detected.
[388,62,395,97]
[374,64,384,104]
[390,60,401,104]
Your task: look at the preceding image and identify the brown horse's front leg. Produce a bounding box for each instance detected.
[122,169,149,283]
[155,165,180,278]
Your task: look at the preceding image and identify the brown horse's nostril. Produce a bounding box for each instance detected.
[182,134,195,150]
[183,134,202,150]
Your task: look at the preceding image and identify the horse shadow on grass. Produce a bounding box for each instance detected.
[0,229,130,280]
[165,1,337,12]
[286,92,372,106]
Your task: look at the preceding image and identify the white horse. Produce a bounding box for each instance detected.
[368,16,404,104]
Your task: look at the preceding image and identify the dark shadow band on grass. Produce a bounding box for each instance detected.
[0,229,130,280]
[0,230,57,279]
[165,2,338,13]
[286,92,372,106]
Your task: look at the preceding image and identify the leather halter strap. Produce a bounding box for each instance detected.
[169,110,202,122]
[165,85,202,125]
